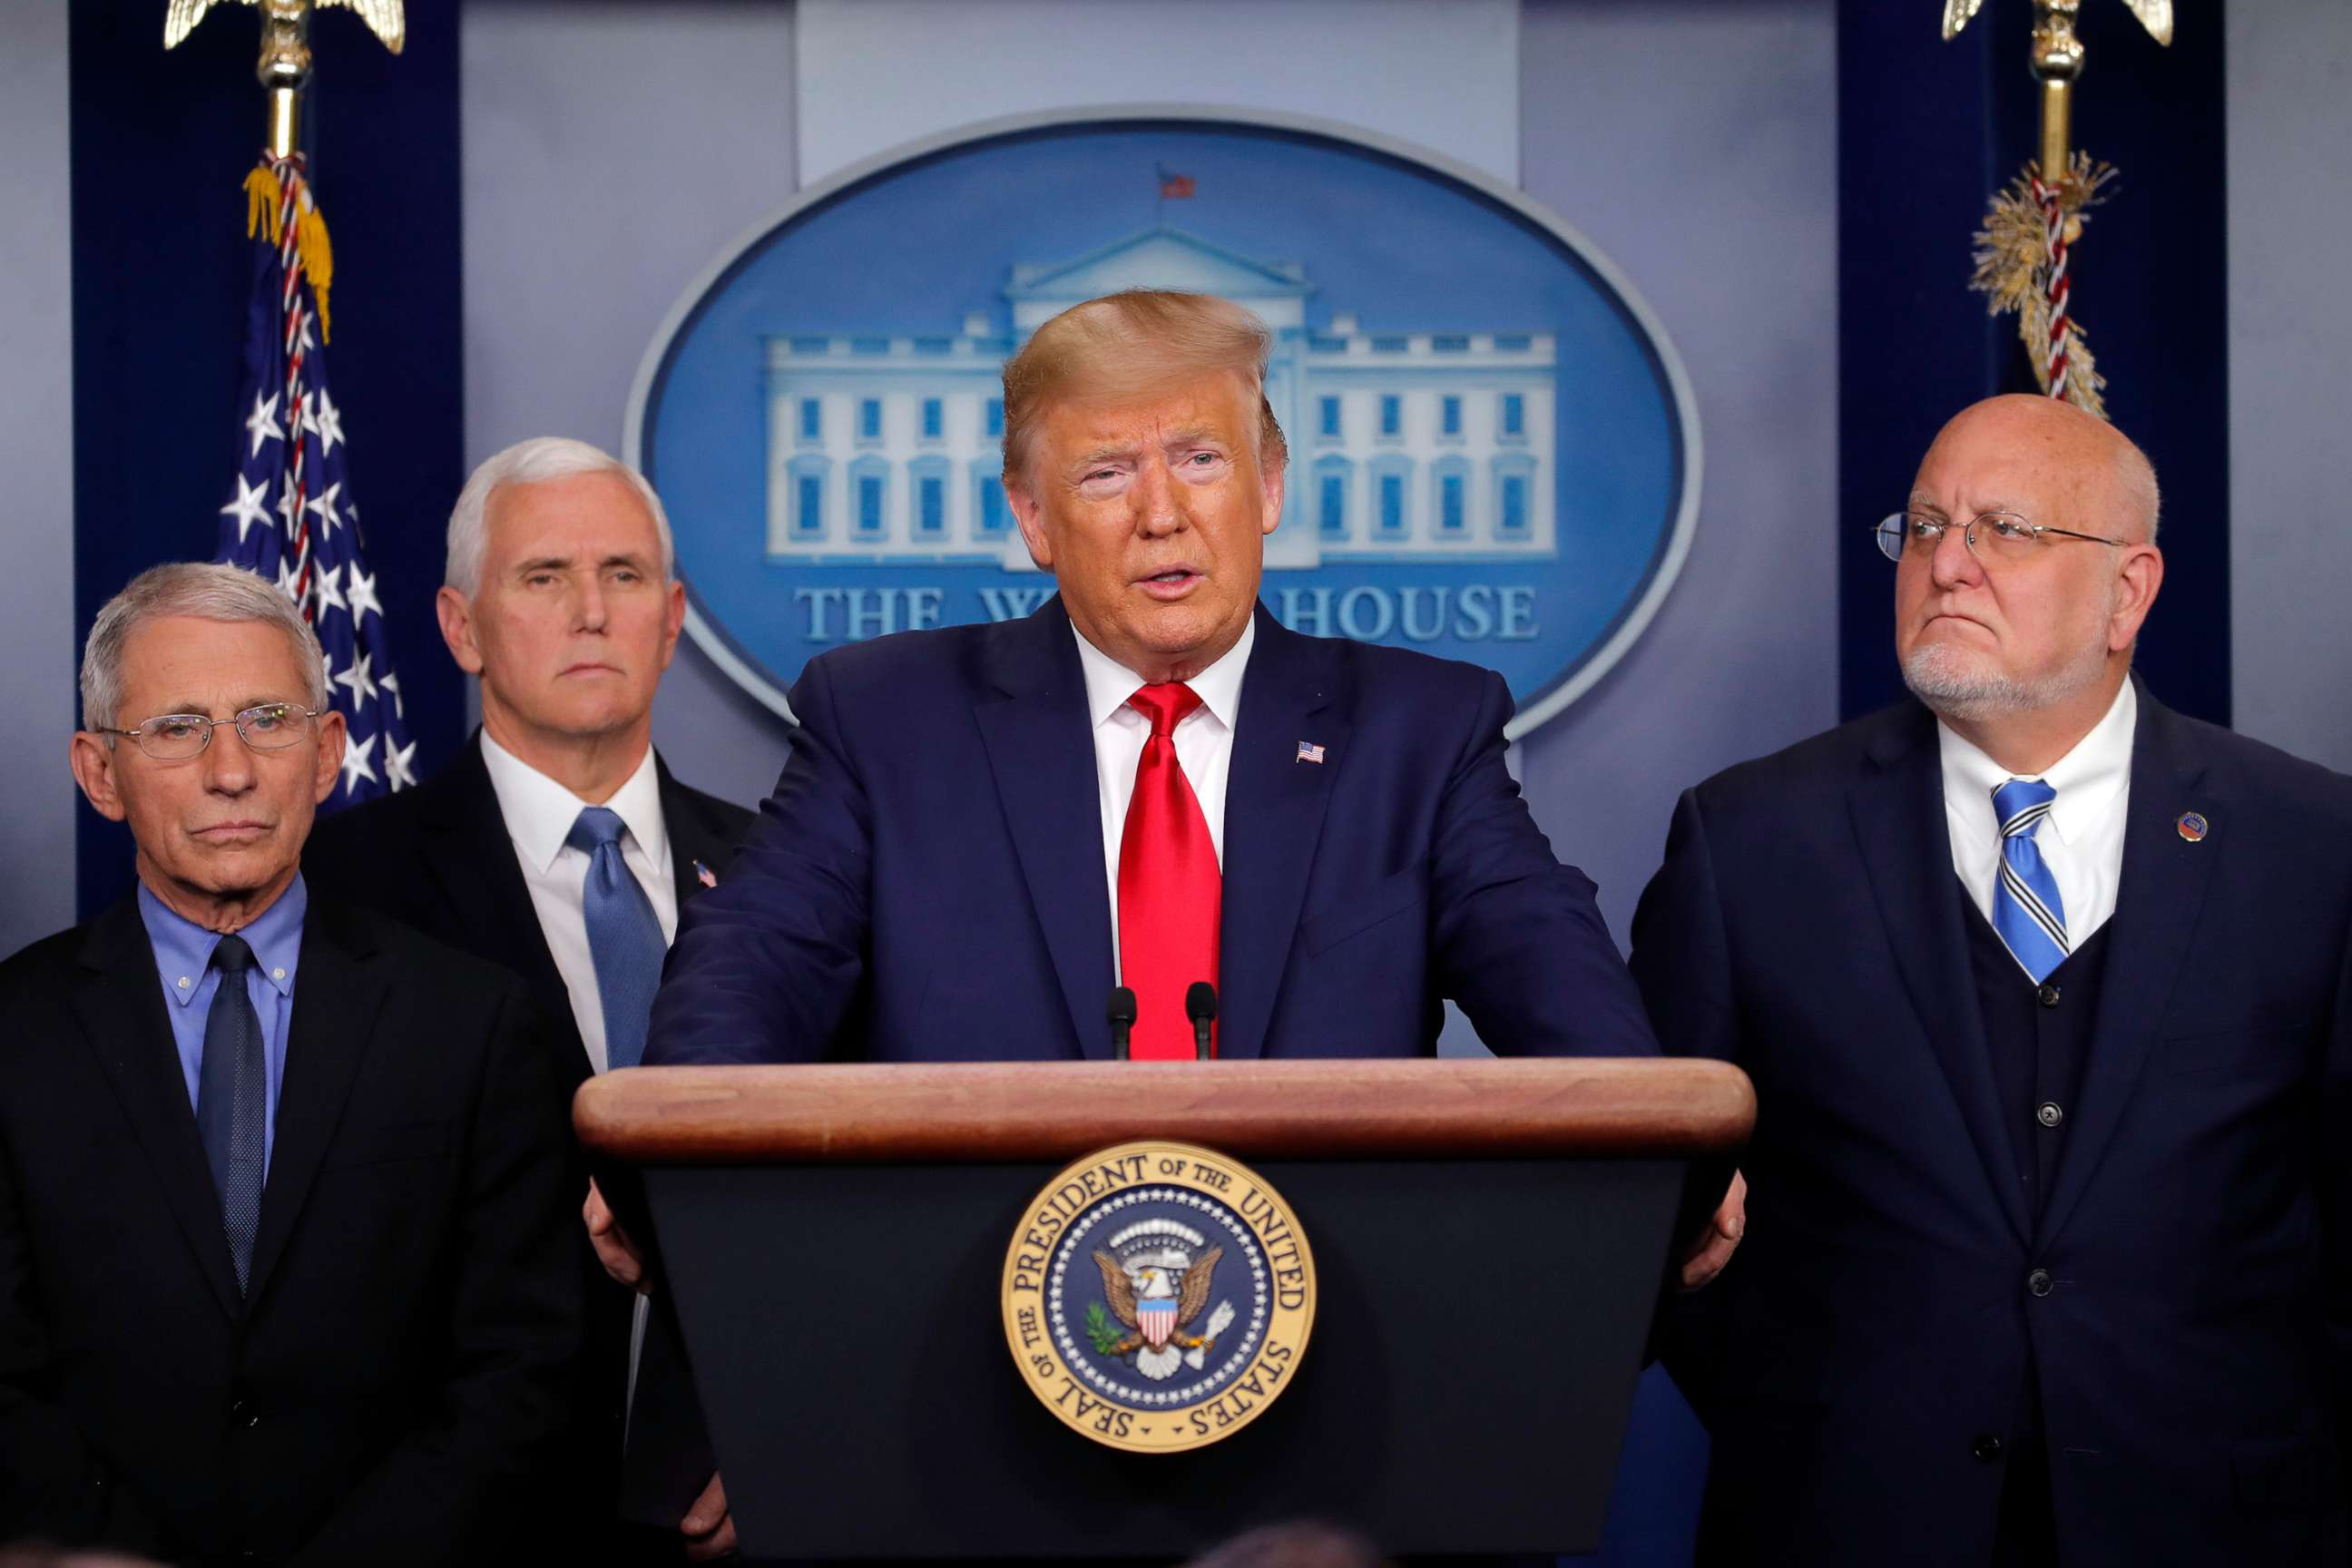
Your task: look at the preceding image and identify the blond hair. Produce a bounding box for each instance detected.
[1000,290,1289,481]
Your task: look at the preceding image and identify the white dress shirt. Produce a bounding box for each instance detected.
[1937,678,2137,973]
[478,730,678,1075]
[1073,616,1255,975]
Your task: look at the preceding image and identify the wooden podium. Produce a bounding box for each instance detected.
[577,1058,1751,1563]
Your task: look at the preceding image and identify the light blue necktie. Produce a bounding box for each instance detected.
[1991,779,2068,983]
[198,933,266,1294]
[568,806,665,1070]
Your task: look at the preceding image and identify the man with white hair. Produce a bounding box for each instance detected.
[305,438,753,1563]
[1632,396,2352,1563]
[0,563,581,1564]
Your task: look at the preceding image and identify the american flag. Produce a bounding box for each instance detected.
[214,152,415,808]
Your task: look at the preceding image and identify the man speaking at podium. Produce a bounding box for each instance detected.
[640,289,1658,1069]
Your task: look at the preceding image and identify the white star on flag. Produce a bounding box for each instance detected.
[345,564,383,622]
[310,563,348,619]
[245,392,283,457]
[220,475,272,542]
[379,670,402,721]
[385,738,419,792]
[305,387,344,456]
[274,478,301,534]
[305,481,345,539]
[273,554,303,602]
[340,730,379,792]
[334,648,378,709]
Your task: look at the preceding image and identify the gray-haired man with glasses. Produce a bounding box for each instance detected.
[1632,395,2352,1564]
[0,562,582,1563]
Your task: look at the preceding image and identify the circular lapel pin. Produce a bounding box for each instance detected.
[2177,811,2209,843]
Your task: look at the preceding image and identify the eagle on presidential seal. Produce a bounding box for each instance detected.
[1086,1219,1238,1380]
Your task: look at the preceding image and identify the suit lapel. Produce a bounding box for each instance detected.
[71,897,244,1318]
[1216,609,1345,1060]
[2039,691,2220,1246]
[418,737,578,1059]
[1847,706,2031,1245]
[656,756,740,910]
[245,898,387,1305]
[973,601,1114,1059]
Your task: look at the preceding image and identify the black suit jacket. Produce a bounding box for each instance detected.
[1631,685,2352,1566]
[0,894,581,1567]
[304,736,754,1546]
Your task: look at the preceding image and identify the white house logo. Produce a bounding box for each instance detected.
[630,111,1699,736]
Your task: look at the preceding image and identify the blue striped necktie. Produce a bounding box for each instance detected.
[1991,779,2068,983]
[567,806,665,1070]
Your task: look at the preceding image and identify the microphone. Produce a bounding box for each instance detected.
[1184,982,1218,1062]
[1108,986,1137,1061]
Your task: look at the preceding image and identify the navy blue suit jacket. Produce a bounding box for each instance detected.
[648,598,1655,1063]
[1632,685,2352,1566]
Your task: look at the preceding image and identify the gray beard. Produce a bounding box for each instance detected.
[1901,634,2113,721]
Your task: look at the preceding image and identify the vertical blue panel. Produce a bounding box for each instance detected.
[1838,0,2229,724]
[69,0,464,918]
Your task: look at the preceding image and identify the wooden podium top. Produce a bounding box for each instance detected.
[574,1057,1753,1163]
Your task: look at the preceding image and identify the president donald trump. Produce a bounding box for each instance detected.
[641,289,1658,1067]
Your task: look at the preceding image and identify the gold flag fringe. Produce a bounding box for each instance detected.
[1969,153,2116,418]
[240,162,338,342]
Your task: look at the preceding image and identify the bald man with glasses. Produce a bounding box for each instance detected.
[1634,396,2352,1565]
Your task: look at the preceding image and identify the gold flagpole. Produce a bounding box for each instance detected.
[163,0,407,159]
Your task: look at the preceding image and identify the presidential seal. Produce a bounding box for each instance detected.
[1001,1141,1316,1454]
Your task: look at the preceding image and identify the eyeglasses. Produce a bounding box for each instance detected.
[97,702,322,760]
[1875,511,2132,565]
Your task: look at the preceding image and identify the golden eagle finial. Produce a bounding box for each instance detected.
[165,0,406,56]
[1943,0,2172,46]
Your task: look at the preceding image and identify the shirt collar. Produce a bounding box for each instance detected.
[1936,678,2137,846]
[479,730,668,874]
[1071,613,1257,733]
[138,872,307,1008]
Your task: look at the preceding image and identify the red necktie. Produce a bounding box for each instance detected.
[1118,683,1220,1060]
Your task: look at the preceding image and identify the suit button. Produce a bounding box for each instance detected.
[1973,1434,2004,1462]
[2037,983,2062,1008]
[2036,1102,2063,1128]
[2027,1268,2053,1298]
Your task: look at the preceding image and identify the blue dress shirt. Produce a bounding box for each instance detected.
[137,875,305,1177]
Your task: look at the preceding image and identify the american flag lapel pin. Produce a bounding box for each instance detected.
[693,858,719,888]
[1296,741,1326,765]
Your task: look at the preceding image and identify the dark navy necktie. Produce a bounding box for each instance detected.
[198,934,267,1294]
[567,806,665,1070]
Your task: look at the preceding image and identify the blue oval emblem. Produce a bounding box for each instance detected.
[630,110,1700,736]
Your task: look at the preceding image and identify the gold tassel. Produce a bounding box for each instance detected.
[293,185,335,341]
[243,165,283,244]
[1968,153,2116,418]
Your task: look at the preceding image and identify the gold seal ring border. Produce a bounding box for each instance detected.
[1000,1139,1318,1455]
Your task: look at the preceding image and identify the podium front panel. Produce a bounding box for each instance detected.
[648,1155,1682,1560]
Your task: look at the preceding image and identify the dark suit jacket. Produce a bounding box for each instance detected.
[1630,685,2352,1566]
[0,894,581,1567]
[305,735,757,1090]
[649,597,1657,1064]
[304,736,754,1548]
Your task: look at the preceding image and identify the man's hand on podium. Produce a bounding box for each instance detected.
[583,1178,652,1295]
[681,1469,737,1560]
[1678,1170,1746,1291]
